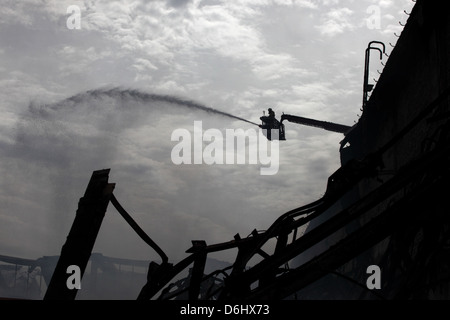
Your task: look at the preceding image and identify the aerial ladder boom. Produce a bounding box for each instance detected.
[259,109,351,140]
[280,114,351,134]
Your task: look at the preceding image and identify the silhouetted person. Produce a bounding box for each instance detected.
[267,108,278,128]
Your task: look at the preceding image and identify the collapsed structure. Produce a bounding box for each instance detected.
[2,0,449,300]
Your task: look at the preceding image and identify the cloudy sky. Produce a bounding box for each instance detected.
[0,0,415,266]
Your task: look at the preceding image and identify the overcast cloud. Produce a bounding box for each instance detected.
[0,0,415,266]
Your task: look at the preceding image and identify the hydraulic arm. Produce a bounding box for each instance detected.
[280,114,351,134]
[259,109,351,140]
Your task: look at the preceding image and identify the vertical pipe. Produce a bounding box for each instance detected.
[363,41,385,110]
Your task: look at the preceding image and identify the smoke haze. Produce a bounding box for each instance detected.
[1,87,333,265]
[0,0,415,299]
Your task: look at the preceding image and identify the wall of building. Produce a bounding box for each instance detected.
[298,0,450,299]
[343,0,450,299]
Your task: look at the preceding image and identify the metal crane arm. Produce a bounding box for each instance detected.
[280,114,351,134]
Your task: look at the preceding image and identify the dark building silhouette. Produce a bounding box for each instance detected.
[3,0,449,301]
